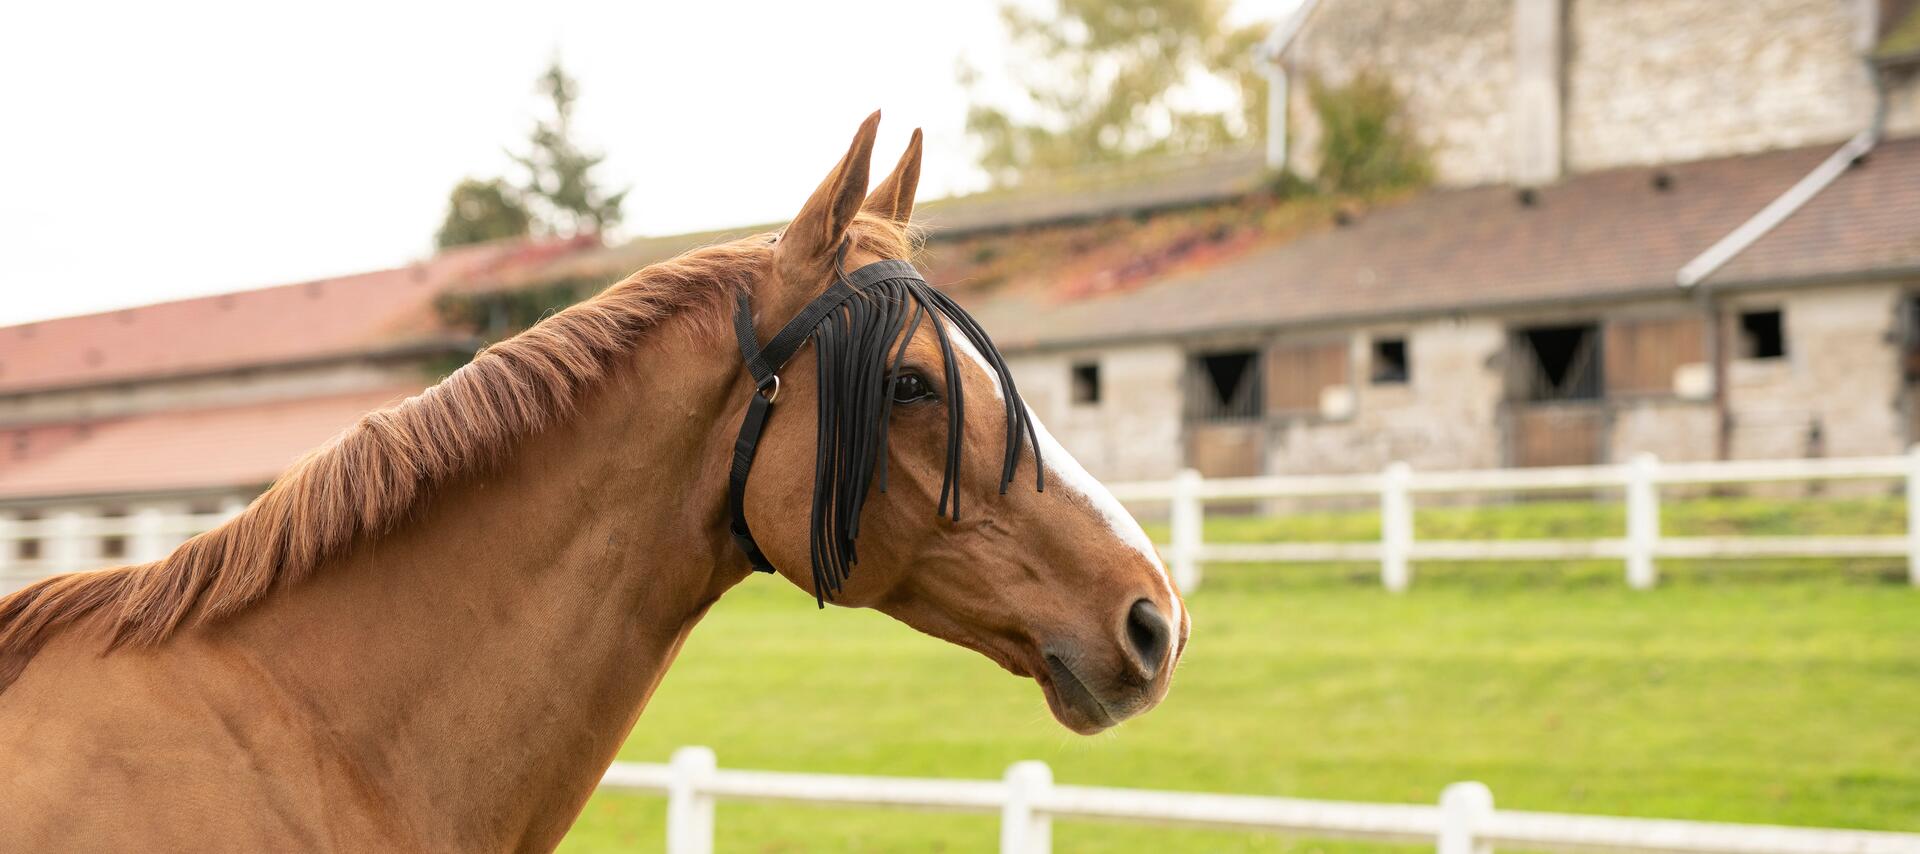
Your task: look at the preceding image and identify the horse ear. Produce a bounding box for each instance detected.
[777,111,881,280]
[862,128,923,225]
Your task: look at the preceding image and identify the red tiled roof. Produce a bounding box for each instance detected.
[0,387,421,500]
[0,423,93,480]
[0,237,596,395]
[13,137,1908,406]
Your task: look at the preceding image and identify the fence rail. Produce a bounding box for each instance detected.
[0,501,246,594]
[4,453,1916,596]
[1106,451,1920,592]
[600,748,1920,854]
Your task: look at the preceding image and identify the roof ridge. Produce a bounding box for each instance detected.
[0,235,581,331]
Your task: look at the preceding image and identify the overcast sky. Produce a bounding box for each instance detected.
[1,0,1293,325]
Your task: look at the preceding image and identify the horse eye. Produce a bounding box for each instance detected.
[891,373,934,404]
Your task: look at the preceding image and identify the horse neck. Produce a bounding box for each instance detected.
[206,317,752,849]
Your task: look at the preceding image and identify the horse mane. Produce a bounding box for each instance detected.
[0,217,916,690]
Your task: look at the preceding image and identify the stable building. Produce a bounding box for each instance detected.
[981,138,1920,480]
[0,238,592,590]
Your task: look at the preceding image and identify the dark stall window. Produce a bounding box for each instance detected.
[1516,323,1602,401]
[1186,350,1262,421]
[1371,337,1409,384]
[1738,309,1786,360]
[1070,361,1101,405]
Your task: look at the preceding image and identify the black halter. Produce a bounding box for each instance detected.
[727,244,1042,605]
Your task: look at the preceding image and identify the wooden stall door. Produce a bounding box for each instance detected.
[1508,404,1608,468]
[1184,423,1265,478]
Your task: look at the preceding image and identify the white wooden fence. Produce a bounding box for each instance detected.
[600,747,1920,854]
[1108,451,1920,592]
[0,500,246,594]
[4,452,1916,596]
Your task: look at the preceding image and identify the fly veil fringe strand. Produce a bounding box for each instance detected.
[727,250,1044,607]
[804,264,1044,605]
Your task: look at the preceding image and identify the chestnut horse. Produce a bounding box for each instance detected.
[0,114,1186,852]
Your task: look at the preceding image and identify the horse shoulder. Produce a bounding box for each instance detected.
[0,625,421,851]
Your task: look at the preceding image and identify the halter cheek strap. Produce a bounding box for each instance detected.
[727,254,924,573]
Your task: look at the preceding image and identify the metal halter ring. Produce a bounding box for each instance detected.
[757,374,780,404]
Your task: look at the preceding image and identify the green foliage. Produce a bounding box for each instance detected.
[430,268,602,379]
[427,276,604,377]
[434,178,533,249]
[558,502,1920,851]
[1309,72,1431,195]
[1263,167,1319,198]
[962,0,1267,186]
[1878,7,1920,60]
[434,276,601,340]
[431,59,627,249]
[511,61,629,237]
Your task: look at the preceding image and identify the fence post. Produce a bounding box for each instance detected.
[1381,462,1413,593]
[219,495,249,520]
[47,509,88,576]
[1437,781,1494,854]
[1907,446,1920,588]
[0,511,15,591]
[1170,468,1204,593]
[665,746,717,854]
[1626,453,1660,590]
[1000,760,1054,854]
[131,505,172,564]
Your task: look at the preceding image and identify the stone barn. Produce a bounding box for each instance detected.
[973,0,1920,481]
[977,137,1920,481]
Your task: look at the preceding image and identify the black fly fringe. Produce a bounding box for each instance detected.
[805,272,1043,607]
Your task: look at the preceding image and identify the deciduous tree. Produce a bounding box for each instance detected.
[434,178,532,249]
[962,0,1265,185]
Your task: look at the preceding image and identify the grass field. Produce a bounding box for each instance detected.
[561,495,1920,852]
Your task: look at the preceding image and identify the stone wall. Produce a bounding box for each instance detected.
[1266,319,1509,474]
[1286,0,1517,186]
[1608,399,1720,463]
[1565,0,1874,173]
[1287,0,1878,187]
[1007,282,1911,482]
[1006,345,1186,482]
[1722,282,1908,460]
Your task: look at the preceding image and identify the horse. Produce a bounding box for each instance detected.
[0,113,1187,852]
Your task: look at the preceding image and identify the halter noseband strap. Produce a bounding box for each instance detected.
[727,254,925,573]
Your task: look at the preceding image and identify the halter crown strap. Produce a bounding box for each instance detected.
[728,254,926,573]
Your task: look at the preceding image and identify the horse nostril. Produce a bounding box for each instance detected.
[1125,599,1171,680]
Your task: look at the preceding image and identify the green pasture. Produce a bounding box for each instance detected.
[562,494,1920,852]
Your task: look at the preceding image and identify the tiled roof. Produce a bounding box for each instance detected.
[468,226,769,294]
[1711,136,1920,285]
[915,149,1268,236]
[0,387,419,500]
[965,137,1920,349]
[0,236,595,395]
[462,148,1271,295]
[10,137,1912,401]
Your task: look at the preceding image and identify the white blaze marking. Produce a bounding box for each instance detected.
[945,325,1185,633]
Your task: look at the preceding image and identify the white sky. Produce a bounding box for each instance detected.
[1,0,1294,325]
